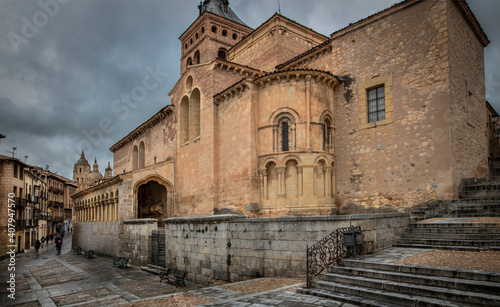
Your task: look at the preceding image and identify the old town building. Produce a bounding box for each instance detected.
[72,150,112,191]
[0,154,76,259]
[72,0,492,267]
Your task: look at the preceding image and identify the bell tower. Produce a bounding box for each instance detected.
[179,0,252,73]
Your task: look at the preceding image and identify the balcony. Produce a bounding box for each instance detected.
[15,197,26,208]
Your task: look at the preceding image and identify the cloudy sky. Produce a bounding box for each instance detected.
[0,0,499,178]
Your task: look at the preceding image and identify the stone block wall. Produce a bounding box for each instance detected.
[120,219,158,266]
[72,221,120,258]
[164,213,410,285]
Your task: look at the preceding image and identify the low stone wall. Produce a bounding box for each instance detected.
[164,213,410,285]
[120,219,158,265]
[72,222,120,257]
[73,219,157,265]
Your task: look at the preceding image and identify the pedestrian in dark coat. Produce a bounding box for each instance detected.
[56,237,62,255]
[41,237,45,248]
[35,240,41,253]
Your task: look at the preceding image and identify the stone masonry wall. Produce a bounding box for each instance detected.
[120,219,158,266]
[72,221,120,258]
[448,0,488,191]
[164,213,410,285]
[302,0,455,211]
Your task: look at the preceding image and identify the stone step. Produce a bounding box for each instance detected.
[298,288,406,307]
[141,264,165,275]
[396,237,500,248]
[413,203,500,212]
[407,227,500,234]
[401,233,500,240]
[410,223,500,229]
[316,273,500,306]
[392,242,488,251]
[341,259,500,282]
[328,266,500,295]
[310,280,473,307]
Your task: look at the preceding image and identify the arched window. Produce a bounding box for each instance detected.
[194,50,200,64]
[139,141,145,168]
[211,26,217,33]
[323,118,332,151]
[218,48,227,60]
[273,113,296,152]
[190,89,201,140]
[132,145,138,170]
[187,57,193,66]
[179,96,190,144]
[282,121,289,151]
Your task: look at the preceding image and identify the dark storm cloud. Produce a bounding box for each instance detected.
[0,0,499,177]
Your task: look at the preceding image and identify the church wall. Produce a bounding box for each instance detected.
[255,74,336,215]
[447,1,488,192]
[303,0,454,211]
[215,86,260,215]
[113,115,176,175]
[171,64,250,217]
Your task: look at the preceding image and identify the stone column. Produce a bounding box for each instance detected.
[305,75,312,151]
[291,123,296,150]
[260,169,268,200]
[325,166,332,196]
[114,198,119,221]
[277,167,286,197]
[298,166,303,196]
[273,126,278,152]
[313,167,317,196]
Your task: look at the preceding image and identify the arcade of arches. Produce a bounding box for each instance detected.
[74,191,119,222]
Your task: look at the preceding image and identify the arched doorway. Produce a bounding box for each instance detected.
[137,181,168,225]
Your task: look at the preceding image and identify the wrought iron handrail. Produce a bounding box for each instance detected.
[306,225,361,288]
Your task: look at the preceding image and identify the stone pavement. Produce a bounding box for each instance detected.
[2,232,497,306]
[0,233,353,307]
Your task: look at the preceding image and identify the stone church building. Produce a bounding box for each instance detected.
[72,0,490,267]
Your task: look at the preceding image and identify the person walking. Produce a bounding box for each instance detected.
[46,235,50,245]
[50,234,54,244]
[56,237,62,255]
[41,237,45,248]
[35,239,41,254]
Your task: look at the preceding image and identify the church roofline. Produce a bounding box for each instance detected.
[276,0,489,71]
[109,105,174,152]
[179,11,253,41]
[227,12,328,58]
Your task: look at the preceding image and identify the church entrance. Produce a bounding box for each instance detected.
[137,181,168,226]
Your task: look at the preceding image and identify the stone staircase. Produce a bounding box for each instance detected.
[300,259,500,306]
[394,220,500,251]
[301,180,500,306]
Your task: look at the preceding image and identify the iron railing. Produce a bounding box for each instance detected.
[306,225,361,288]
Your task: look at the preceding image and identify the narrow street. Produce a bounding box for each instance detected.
[0,234,204,306]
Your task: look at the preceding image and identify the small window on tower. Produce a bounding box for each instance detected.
[222,29,228,37]
[218,48,227,60]
[201,27,205,34]
[212,26,217,33]
[232,33,238,40]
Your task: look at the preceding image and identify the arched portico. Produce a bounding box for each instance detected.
[134,175,174,225]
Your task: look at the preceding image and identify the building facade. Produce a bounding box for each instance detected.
[72,0,491,263]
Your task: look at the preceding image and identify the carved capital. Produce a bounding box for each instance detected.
[276,167,286,175]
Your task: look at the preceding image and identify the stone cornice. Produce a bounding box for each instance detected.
[211,58,264,78]
[254,69,339,89]
[213,78,251,106]
[70,176,122,199]
[110,105,174,152]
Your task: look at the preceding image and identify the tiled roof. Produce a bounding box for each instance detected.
[0,154,29,167]
[200,0,247,26]
[275,39,332,70]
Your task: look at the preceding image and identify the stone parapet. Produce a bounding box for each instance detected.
[164,213,410,285]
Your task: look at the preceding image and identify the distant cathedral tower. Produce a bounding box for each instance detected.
[73,150,91,190]
[73,151,112,191]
